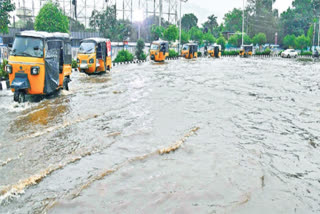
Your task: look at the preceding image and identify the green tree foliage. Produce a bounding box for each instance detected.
[69,17,85,31]
[243,34,253,45]
[252,32,267,45]
[0,0,15,33]
[181,13,198,31]
[189,27,203,44]
[169,49,179,57]
[163,25,179,42]
[295,34,310,50]
[223,8,243,32]
[228,33,241,47]
[203,32,216,44]
[216,36,226,50]
[135,39,146,60]
[114,50,134,62]
[202,14,218,34]
[90,6,132,41]
[280,0,320,37]
[34,2,69,33]
[151,24,165,40]
[283,34,296,48]
[181,30,190,44]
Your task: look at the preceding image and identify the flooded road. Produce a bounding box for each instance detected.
[0,58,319,213]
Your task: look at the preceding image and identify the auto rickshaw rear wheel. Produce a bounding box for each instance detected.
[63,76,70,91]
[14,91,26,103]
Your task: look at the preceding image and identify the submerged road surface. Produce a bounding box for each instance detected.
[0,58,319,214]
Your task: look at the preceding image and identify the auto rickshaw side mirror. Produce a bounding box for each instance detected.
[34,46,40,51]
[8,43,13,48]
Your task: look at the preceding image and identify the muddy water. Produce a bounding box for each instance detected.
[0,58,319,214]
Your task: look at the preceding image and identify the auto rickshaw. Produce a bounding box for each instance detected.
[77,38,112,74]
[6,31,72,103]
[150,40,169,62]
[181,43,198,59]
[239,45,253,57]
[208,44,221,58]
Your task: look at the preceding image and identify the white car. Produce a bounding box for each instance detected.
[281,49,298,58]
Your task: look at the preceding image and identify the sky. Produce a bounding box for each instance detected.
[183,0,294,24]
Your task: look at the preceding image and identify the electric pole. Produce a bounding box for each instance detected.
[242,0,245,46]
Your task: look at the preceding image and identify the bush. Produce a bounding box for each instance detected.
[222,50,239,56]
[135,39,146,60]
[197,52,202,57]
[114,50,134,63]
[255,48,271,55]
[300,51,312,56]
[169,49,178,58]
[0,59,9,80]
[71,59,78,68]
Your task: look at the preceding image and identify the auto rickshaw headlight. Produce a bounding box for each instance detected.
[5,65,12,74]
[89,58,94,64]
[31,66,40,75]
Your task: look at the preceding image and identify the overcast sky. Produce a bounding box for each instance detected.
[183,0,293,24]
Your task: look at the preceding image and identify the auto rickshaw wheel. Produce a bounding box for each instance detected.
[63,76,70,91]
[14,91,26,103]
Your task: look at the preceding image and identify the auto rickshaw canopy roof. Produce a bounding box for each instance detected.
[81,38,110,44]
[16,31,70,41]
[152,40,168,45]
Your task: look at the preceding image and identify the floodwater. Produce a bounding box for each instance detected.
[0,57,319,214]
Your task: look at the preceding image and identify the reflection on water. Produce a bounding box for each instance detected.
[0,58,319,213]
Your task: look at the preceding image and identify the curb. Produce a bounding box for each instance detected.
[113,59,148,67]
[0,80,10,90]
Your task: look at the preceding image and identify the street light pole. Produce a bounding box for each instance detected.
[179,0,182,53]
[242,0,245,46]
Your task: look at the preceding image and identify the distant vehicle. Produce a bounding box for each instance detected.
[150,40,169,62]
[239,45,253,57]
[77,38,112,74]
[6,31,72,103]
[208,44,221,58]
[312,47,319,58]
[281,49,298,58]
[181,43,198,59]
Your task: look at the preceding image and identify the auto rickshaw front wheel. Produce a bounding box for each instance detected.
[14,91,26,103]
[63,76,70,91]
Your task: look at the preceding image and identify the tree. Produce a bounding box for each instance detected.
[202,14,218,34]
[295,34,310,51]
[181,13,198,31]
[0,0,15,33]
[151,24,165,40]
[283,34,296,48]
[188,26,203,44]
[181,30,189,44]
[163,25,178,42]
[243,34,252,45]
[253,32,267,46]
[216,36,226,50]
[203,32,216,44]
[228,33,241,47]
[135,39,146,60]
[69,17,85,31]
[34,2,69,33]
[223,8,243,33]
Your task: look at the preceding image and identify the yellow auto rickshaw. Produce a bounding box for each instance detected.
[181,43,198,59]
[208,44,221,58]
[6,31,72,103]
[240,45,253,57]
[77,38,112,74]
[150,40,169,62]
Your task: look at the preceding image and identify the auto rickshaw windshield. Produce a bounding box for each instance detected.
[182,45,189,50]
[79,42,95,54]
[151,44,159,50]
[11,36,44,58]
[208,46,214,51]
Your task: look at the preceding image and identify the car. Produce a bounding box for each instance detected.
[281,49,298,58]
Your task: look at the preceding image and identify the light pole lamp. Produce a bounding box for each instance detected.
[179,0,188,53]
